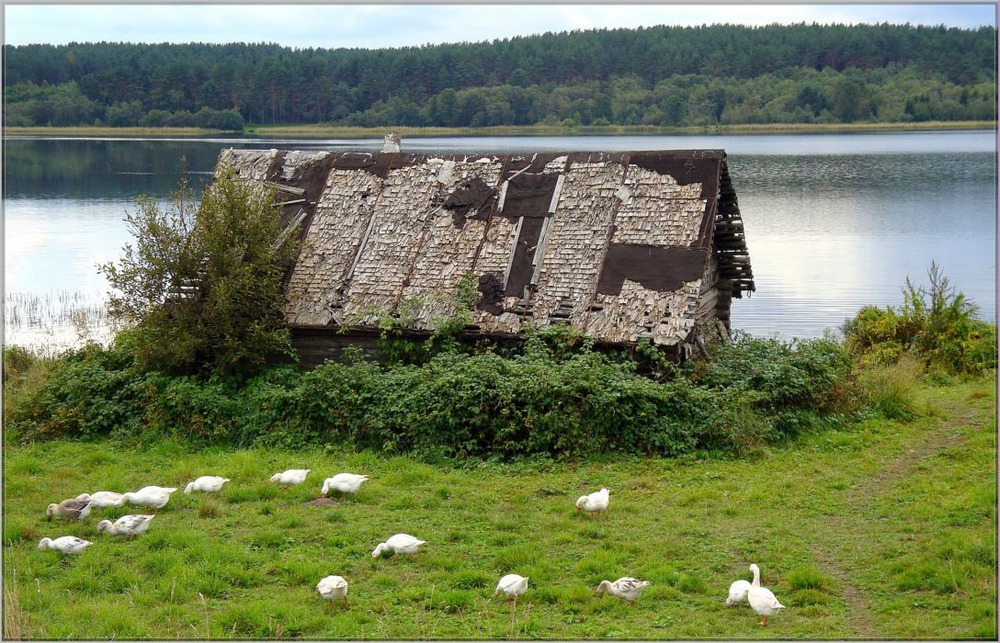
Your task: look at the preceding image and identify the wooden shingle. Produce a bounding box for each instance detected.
[215,148,755,365]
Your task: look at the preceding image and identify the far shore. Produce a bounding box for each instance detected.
[4,120,996,139]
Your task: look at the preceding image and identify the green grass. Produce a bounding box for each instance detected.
[2,126,236,137]
[4,120,995,141]
[3,376,995,639]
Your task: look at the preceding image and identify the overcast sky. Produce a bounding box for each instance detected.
[4,3,996,49]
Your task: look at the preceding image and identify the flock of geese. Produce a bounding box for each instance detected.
[39,474,785,626]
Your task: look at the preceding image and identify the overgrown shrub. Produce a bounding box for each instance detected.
[140,373,245,444]
[265,359,382,448]
[260,344,706,459]
[683,332,854,439]
[5,344,146,442]
[366,347,705,459]
[4,323,861,459]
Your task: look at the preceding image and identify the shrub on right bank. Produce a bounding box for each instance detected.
[682,332,855,445]
[843,262,996,375]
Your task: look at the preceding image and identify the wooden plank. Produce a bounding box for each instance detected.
[265,181,307,196]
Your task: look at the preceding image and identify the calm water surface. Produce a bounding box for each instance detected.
[3,131,996,352]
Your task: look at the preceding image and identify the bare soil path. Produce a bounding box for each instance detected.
[804,387,989,638]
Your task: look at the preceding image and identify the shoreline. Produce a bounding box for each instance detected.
[4,120,996,139]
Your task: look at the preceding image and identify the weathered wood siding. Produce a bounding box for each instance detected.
[531,156,624,326]
[284,167,385,325]
[400,158,505,328]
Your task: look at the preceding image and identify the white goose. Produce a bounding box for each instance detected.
[726,578,752,606]
[75,491,123,508]
[38,536,93,554]
[184,476,230,494]
[118,486,177,512]
[747,563,785,626]
[316,575,349,608]
[576,488,610,517]
[372,533,426,558]
[46,498,92,521]
[596,577,650,607]
[321,473,369,497]
[270,469,310,485]
[495,574,529,601]
[96,514,156,538]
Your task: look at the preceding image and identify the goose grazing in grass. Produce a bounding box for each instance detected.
[118,486,177,512]
[321,473,368,497]
[316,575,349,608]
[747,563,785,626]
[184,476,230,494]
[596,577,650,607]
[576,487,609,517]
[726,578,752,606]
[46,498,92,521]
[96,514,155,538]
[270,469,310,485]
[75,491,123,508]
[495,574,529,601]
[38,536,93,554]
[372,533,425,558]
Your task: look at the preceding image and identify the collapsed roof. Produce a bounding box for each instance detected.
[216,148,754,353]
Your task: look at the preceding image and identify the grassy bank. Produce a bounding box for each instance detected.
[4,120,995,140]
[2,126,240,138]
[3,375,995,639]
[244,120,997,139]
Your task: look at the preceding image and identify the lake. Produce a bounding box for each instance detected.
[3,131,996,353]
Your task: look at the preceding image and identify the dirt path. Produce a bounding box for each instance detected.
[805,390,984,638]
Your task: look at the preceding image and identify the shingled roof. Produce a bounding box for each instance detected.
[216,148,755,360]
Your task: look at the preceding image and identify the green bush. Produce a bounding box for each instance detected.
[264,347,705,459]
[266,359,381,448]
[4,324,861,458]
[5,344,145,442]
[99,171,299,382]
[844,262,997,375]
[683,332,850,415]
[141,374,244,443]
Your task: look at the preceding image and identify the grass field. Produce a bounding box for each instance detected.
[2,376,995,639]
[4,120,995,140]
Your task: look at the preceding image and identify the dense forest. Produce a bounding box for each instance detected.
[3,23,996,130]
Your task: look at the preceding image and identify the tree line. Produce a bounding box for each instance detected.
[3,22,996,130]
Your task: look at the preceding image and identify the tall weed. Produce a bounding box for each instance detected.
[857,357,922,421]
[3,576,30,639]
[844,262,997,375]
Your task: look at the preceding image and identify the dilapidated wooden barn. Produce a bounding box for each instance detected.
[215,148,755,366]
